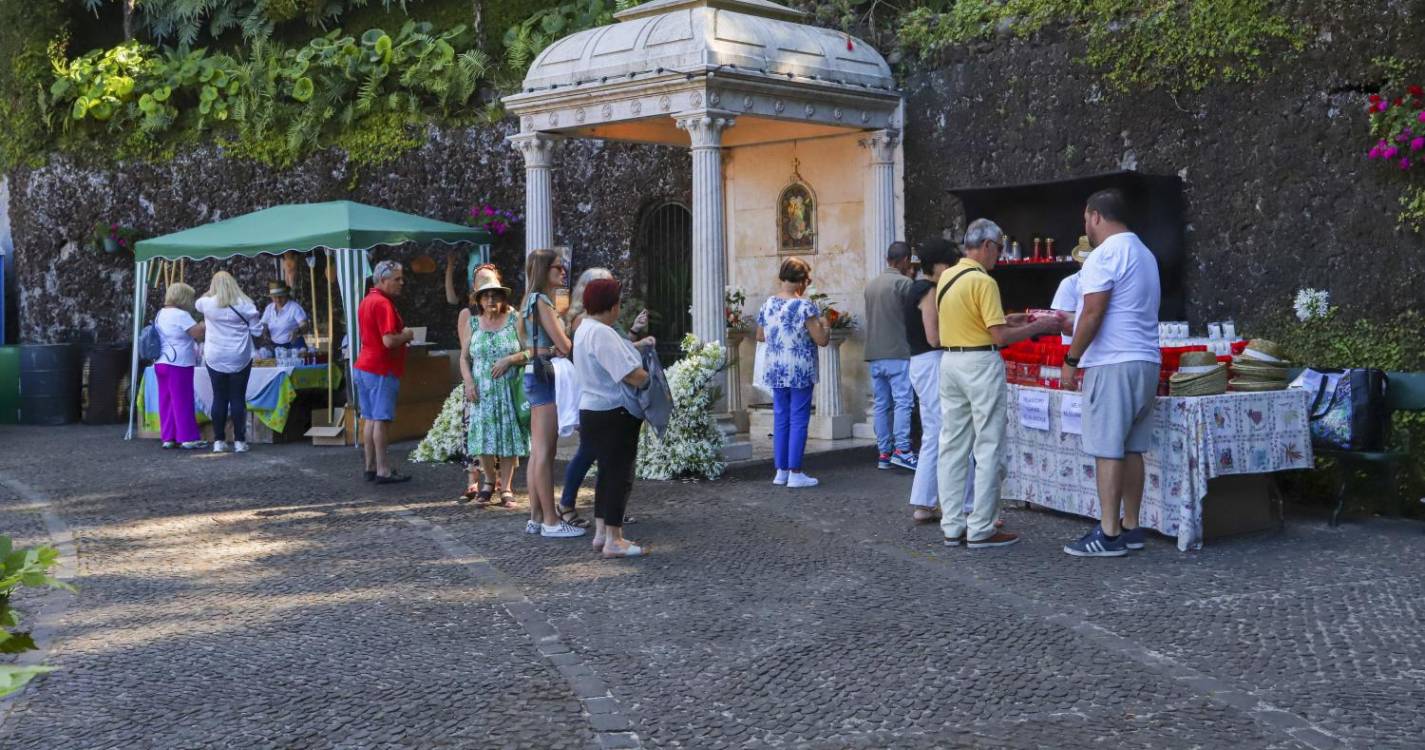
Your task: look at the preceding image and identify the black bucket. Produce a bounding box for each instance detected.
[82,343,130,425]
[19,344,82,426]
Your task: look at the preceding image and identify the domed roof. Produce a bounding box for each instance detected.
[519,0,895,95]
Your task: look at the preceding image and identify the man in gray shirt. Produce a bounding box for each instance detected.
[863,241,916,471]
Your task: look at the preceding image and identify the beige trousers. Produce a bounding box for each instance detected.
[936,350,1007,541]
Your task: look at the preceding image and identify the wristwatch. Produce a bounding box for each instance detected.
[1065,355,1081,367]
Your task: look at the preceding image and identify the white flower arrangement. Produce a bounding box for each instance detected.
[635,334,728,481]
[1293,288,1332,322]
[411,386,468,464]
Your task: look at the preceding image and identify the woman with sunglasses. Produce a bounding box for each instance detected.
[521,249,584,538]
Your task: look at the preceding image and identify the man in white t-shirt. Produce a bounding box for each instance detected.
[1060,189,1161,558]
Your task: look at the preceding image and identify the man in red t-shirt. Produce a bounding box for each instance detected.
[355,260,414,483]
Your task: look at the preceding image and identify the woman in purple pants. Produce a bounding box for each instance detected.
[153,282,207,450]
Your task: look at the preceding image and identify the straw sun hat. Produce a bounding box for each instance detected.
[1071,236,1093,264]
[1229,339,1290,391]
[1169,351,1228,397]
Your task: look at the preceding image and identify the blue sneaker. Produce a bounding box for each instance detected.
[1120,526,1147,550]
[890,450,918,471]
[877,452,892,470]
[1063,525,1128,557]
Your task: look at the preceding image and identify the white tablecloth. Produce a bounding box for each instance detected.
[192,366,292,412]
[1002,385,1314,551]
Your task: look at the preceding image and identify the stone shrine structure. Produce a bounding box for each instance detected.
[502,0,904,453]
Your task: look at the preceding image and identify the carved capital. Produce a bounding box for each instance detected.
[674,110,737,149]
[508,132,560,169]
[860,129,900,164]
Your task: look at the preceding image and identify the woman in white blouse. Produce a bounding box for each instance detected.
[573,278,650,558]
[153,282,207,450]
[259,281,309,352]
[195,271,262,453]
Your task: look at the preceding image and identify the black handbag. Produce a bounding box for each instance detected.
[524,295,557,382]
[1303,368,1390,451]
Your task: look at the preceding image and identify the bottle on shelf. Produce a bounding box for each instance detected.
[1046,237,1056,260]
[1032,237,1043,262]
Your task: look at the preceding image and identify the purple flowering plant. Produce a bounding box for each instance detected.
[465,203,523,237]
[1364,83,1425,232]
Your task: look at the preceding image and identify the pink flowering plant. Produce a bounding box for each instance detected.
[90,220,138,252]
[465,203,522,237]
[1364,82,1425,232]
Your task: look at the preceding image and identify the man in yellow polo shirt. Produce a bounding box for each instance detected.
[935,218,1060,549]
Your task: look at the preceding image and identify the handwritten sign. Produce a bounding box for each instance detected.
[1060,394,1083,436]
[1018,388,1051,431]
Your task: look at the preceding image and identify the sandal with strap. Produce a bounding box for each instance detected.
[495,491,517,508]
[559,506,590,528]
[474,482,495,506]
[458,484,481,503]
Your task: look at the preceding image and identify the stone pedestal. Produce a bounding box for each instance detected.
[724,329,750,432]
[808,328,853,440]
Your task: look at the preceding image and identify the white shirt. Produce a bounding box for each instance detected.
[195,296,262,373]
[573,318,642,412]
[1076,231,1161,368]
[260,300,308,344]
[154,307,199,367]
[1051,272,1081,346]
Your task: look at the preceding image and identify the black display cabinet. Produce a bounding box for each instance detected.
[947,171,1186,319]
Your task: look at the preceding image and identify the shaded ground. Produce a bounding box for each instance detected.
[0,424,1421,749]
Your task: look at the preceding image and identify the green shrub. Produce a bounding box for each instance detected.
[1257,307,1425,518]
[0,535,73,698]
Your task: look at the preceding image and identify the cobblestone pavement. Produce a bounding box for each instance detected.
[1,424,1422,749]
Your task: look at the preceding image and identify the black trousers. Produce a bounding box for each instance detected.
[579,407,642,528]
[208,364,252,442]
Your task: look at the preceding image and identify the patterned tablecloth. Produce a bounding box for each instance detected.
[139,364,343,434]
[1002,385,1314,551]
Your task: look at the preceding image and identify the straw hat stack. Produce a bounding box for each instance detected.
[1229,339,1290,391]
[1169,351,1228,396]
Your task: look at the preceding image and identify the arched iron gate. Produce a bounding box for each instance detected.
[636,202,693,365]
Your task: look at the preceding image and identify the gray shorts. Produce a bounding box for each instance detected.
[1082,361,1159,459]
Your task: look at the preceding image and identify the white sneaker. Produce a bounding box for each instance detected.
[161,441,177,449]
[212,441,228,453]
[773,469,789,485]
[233,441,250,453]
[787,472,819,488]
[541,522,587,538]
[524,520,541,535]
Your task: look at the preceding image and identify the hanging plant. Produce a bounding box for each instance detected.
[90,221,139,253]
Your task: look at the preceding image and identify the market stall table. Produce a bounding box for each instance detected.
[1002,384,1314,551]
[137,364,343,437]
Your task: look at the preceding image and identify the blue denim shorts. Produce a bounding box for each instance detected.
[524,371,556,407]
[354,369,400,421]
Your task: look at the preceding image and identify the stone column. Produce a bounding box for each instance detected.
[861,129,899,277]
[675,109,749,460]
[809,329,853,440]
[509,132,558,252]
[675,110,736,349]
[852,129,900,440]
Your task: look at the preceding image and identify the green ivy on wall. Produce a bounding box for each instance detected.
[42,20,490,169]
[898,0,1306,95]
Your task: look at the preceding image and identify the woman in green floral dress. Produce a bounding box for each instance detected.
[462,276,531,506]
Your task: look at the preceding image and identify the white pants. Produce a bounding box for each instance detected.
[908,351,973,512]
[937,350,1007,541]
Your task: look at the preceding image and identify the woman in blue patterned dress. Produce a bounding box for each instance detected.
[756,257,829,488]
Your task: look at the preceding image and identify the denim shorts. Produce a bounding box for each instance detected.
[524,371,556,407]
[354,369,400,421]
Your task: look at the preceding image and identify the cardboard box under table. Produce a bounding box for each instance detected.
[1002,385,1314,551]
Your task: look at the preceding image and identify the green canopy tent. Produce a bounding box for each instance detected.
[127,200,492,440]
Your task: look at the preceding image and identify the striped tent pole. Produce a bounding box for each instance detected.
[332,248,368,445]
[124,259,150,440]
